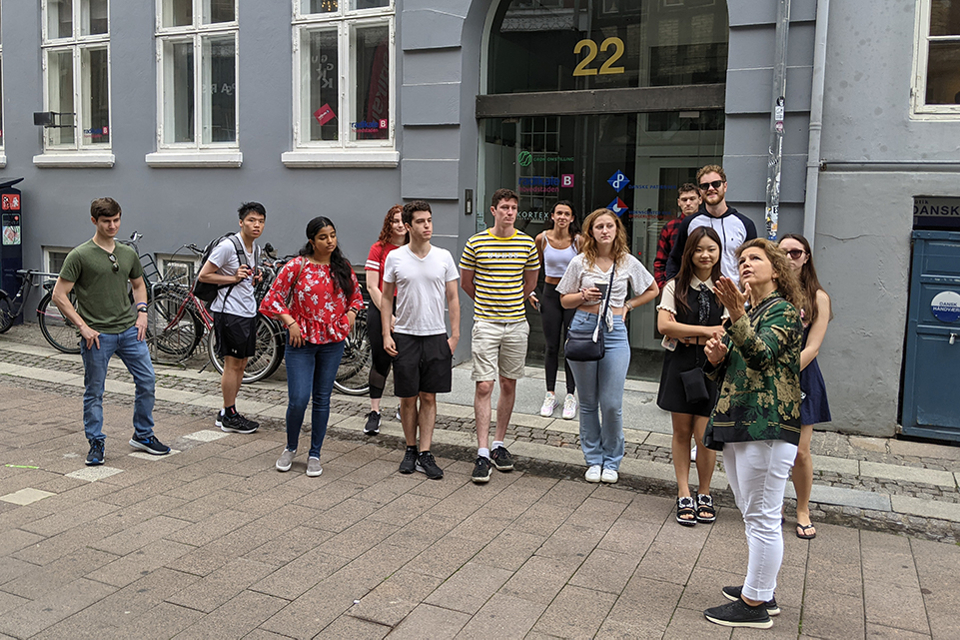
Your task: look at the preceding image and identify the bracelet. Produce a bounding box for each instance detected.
[136,302,147,308]
[286,320,296,328]
[625,301,633,311]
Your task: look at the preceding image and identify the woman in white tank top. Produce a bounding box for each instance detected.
[532,201,580,420]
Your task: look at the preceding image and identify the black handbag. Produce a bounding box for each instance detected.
[564,267,615,362]
[680,368,709,403]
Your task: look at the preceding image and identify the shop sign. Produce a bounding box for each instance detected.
[517,151,575,167]
[314,104,336,126]
[931,291,960,324]
[914,196,960,230]
[608,170,629,192]
[518,176,560,195]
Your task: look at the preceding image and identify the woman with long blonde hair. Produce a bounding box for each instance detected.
[701,238,805,629]
[557,208,658,484]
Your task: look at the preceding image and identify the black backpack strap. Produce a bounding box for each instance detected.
[219,234,247,308]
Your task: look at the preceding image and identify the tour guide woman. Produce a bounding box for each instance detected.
[260,216,364,478]
[700,238,805,630]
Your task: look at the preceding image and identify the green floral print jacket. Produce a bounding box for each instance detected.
[702,291,803,449]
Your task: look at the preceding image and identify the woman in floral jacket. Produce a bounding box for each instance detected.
[700,238,805,630]
[260,216,364,478]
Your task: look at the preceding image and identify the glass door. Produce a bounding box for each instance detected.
[479,109,723,379]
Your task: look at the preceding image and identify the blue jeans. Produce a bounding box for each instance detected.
[567,310,630,470]
[80,325,156,442]
[285,340,345,458]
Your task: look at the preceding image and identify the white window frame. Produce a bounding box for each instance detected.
[156,253,200,287]
[911,0,960,119]
[282,0,398,168]
[44,246,74,275]
[35,0,114,168]
[147,0,241,167]
[0,2,5,168]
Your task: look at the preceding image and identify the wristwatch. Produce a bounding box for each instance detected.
[137,307,148,314]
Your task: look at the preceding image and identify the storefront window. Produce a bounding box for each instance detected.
[489,0,727,94]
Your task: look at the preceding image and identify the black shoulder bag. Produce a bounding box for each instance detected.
[564,266,616,362]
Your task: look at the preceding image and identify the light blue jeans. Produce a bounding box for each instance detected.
[80,325,156,442]
[566,310,630,471]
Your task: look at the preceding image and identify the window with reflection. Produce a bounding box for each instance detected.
[293,0,394,148]
[41,0,111,150]
[156,0,238,147]
[914,0,960,115]
[488,0,727,95]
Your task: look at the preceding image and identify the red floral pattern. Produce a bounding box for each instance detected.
[259,257,364,344]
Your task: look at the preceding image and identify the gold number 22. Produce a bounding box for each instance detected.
[573,37,625,77]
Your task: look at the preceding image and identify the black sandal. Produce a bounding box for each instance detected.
[696,494,717,524]
[676,496,697,526]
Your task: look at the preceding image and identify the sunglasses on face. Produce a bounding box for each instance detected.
[785,249,806,259]
[108,253,119,272]
[699,180,724,191]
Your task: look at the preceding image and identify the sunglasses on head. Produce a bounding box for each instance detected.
[784,249,806,259]
[699,180,724,191]
[108,253,119,272]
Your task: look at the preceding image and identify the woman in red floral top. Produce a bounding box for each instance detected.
[260,216,364,477]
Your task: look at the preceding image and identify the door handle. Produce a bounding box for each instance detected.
[951,333,957,345]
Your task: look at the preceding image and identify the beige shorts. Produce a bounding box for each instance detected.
[471,320,529,381]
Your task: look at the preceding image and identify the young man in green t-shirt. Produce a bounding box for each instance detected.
[52,198,170,466]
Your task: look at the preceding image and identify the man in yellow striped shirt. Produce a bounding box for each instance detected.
[460,188,540,484]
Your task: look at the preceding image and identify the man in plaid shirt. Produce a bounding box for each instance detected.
[654,183,701,289]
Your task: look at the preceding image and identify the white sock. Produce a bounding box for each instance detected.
[492,441,504,450]
[478,447,490,460]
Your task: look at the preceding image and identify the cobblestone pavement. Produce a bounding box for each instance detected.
[1,380,959,639]
[2,323,960,545]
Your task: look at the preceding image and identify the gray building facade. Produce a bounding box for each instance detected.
[2,0,957,438]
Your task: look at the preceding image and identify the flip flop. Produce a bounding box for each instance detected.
[796,523,817,540]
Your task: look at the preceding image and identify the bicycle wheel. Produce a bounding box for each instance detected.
[208,314,284,383]
[146,290,203,362]
[0,293,15,333]
[334,309,371,396]
[37,292,81,354]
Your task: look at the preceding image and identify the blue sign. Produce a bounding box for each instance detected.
[607,197,628,217]
[607,171,630,192]
[931,291,960,323]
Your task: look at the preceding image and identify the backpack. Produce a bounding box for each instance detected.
[192,234,260,304]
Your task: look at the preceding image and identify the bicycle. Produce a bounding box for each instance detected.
[0,269,81,354]
[333,304,371,396]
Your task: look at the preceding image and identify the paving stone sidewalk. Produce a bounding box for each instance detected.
[1,323,959,544]
[1,381,959,639]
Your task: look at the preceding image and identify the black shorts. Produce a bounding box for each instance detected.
[213,312,257,359]
[393,333,453,398]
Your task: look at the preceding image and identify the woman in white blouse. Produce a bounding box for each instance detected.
[558,208,658,484]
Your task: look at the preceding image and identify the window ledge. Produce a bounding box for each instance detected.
[281,149,399,168]
[33,152,115,168]
[146,150,242,168]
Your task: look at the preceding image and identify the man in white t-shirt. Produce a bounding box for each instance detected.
[382,200,460,479]
[197,202,266,434]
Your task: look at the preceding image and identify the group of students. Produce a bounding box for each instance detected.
[55,174,830,631]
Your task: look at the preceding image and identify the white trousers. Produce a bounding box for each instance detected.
[723,439,798,602]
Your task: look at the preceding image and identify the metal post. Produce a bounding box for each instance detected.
[765,0,791,240]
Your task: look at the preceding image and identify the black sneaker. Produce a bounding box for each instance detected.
[129,435,171,456]
[704,598,773,629]
[722,586,780,616]
[399,446,418,474]
[490,446,514,472]
[471,456,492,484]
[364,411,381,436]
[217,411,259,434]
[416,451,444,480]
[86,439,104,466]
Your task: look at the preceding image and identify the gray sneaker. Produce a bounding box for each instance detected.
[306,457,323,477]
[276,449,295,472]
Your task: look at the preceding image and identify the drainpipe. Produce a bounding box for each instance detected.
[765,0,791,240]
[802,0,830,252]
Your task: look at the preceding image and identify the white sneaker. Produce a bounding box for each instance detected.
[562,394,578,420]
[585,465,602,483]
[690,445,698,462]
[540,392,557,417]
[601,468,619,484]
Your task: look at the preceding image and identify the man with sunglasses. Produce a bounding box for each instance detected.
[665,165,757,285]
[52,197,170,466]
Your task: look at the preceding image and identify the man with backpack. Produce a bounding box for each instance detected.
[197,202,266,433]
